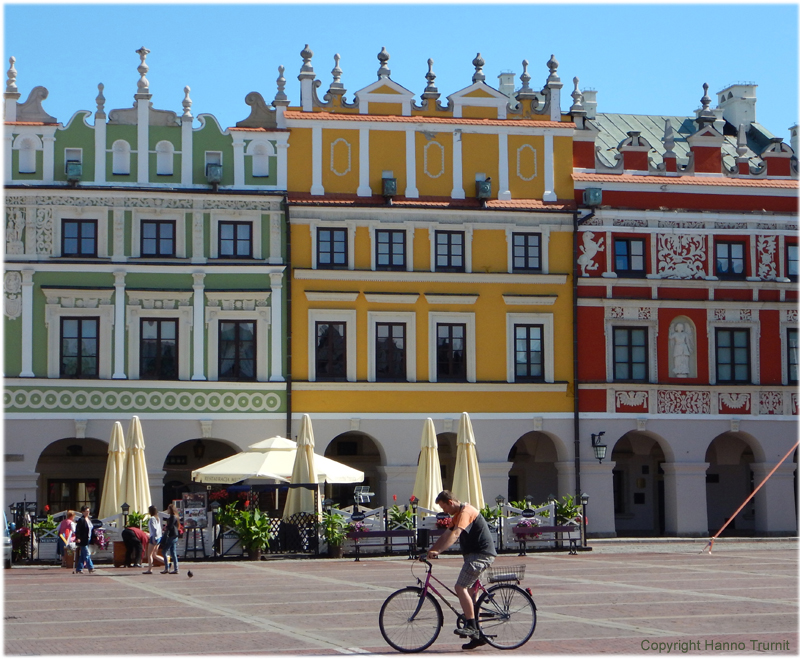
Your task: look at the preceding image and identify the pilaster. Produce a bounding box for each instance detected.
[404,129,418,198]
[554,460,576,500]
[357,127,371,197]
[20,269,34,377]
[181,113,193,186]
[479,462,514,506]
[42,135,55,184]
[543,133,556,202]
[269,272,284,382]
[497,132,511,200]
[113,271,127,379]
[4,134,12,185]
[451,130,465,199]
[275,136,289,190]
[135,96,150,184]
[310,126,324,195]
[579,461,617,537]
[191,272,206,381]
[232,138,245,188]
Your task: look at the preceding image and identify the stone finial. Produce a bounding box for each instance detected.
[135,46,151,95]
[95,83,106,118]
[423,58,438,96]
[546,54,560,83]
[6,56,18,94]
[299,44,314,78]
[377,47,391,79]
[663,118,675,155]
[472,53,486,84]
[570,76,585,114]
[329,54,344,93]
[182,86,192,119]
[700,82,711,112]
[519,60,531,91]
[696,82,716,128]
[736,123,748,158]
[274,65,289,105]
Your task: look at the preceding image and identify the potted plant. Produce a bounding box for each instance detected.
[388,505,414,530]
[232,507,272,560]
[321,509,348,558]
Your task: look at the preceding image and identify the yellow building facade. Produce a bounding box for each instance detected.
[284,49,578,506]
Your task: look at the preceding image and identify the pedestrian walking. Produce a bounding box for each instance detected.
[143,505,162,574]
[74,506,96,574]
[160,504,180,575]
[55,511,76,566]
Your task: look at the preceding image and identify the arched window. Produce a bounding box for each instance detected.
[18,137,36,173]
[112,140,131,175]
[251,142,270,177]
[155,141,174,176]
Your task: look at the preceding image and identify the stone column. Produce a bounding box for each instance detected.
[269,272,284,382]
[191,273,206,381]
[148,470,167,511]
[478,462,513,507]
[554,460,576,500]
[752,462,797,535]
[579,460,617,537]
[20,269,34,377]
[662,462,709,537]
[112,271,127,379]
[377,465,419,505]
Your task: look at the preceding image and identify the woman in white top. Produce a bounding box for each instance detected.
[143,505,162,574]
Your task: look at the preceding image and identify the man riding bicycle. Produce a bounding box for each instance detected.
[427,490,497,650]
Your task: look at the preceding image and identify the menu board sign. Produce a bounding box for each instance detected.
[182,492,208,529]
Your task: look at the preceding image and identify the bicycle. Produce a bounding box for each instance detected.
[378,555,537,653]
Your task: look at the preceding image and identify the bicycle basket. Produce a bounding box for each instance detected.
[486,565,525,583]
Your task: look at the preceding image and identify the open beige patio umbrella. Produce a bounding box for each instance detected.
[98,422,126,520]
[283,415,321,520]
[412,418,443,516]
[120,416,151,516]
[451,412,485,510]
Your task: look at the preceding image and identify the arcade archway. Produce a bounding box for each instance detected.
[705,433,756,536]
[324,431,382,508]
[507,432,560,504]
[611,432,667,537]
[162,439,237,509]
[36,437,108,515]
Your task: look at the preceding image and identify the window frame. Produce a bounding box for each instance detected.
[613,237,647,277]
[367,311,417,382]
[787,327,798,386]
[314,321,348,382]
[59,316,100,379]
[511,232,543,273]
[433,230,466,273]
[373,322,407,382]
[435,322,467,382]
[218,220,253,259]
[61,219,98,258]
[307,309,357,382]
[714,327,751,384]
[512,324,545,382]
[374,229,407,271]
[139,317,180,381]
[139,219,177,258]
[217,319,257,382]
[428,312,475,383]
[612,326,650,383]
[506,313,555,383]
[316,227,349,270]
[208,213,261,260]
[715,240,747,280]
[786,242,798,282]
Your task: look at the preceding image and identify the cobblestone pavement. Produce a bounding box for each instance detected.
[5,539,797,656]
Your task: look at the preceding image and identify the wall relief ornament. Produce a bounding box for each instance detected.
[4,271,22,319]
[35,208,53,255]
[756,235,778,280]
[615,391,648,409]
[656,390,710,414]
[577,231,604,276]
[613,218,647,227]
[657,234,706,279]
[758,391,783,415]
[5,208,25,255]
[719,392,750,411]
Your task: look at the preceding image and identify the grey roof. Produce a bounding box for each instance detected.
[591,113,774,170]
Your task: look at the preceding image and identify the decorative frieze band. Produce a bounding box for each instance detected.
[656,390,710,414]
[713,308,754,322]
[607,306,655,320]
[610,387,796,416]
[42,288,114,307]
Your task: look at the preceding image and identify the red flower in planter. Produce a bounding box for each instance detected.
[244,500,250,508]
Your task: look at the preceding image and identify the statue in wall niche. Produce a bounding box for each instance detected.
[669,322,693,377]
[577,231,604,276]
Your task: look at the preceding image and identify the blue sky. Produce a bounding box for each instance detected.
[4,3,798,139]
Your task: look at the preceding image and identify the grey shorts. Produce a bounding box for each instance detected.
[456,553,495,589]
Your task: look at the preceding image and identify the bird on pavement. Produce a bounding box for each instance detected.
[187,570,193,578]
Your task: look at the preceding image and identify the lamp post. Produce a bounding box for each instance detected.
[580,492,590,548]
[121,502,130,528]
[524,494,535,511]
[591,432,608,463]
[209,501,220,558]
[494,495,506,552]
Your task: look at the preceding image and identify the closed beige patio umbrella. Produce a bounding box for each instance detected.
[412,418,443,516]
[98,422,126,520]
[451,412,485,510]
[120,416,151,516]
[283,414,321,520]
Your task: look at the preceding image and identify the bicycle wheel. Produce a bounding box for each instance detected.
[475,584,536,650]
[379,586,443,653]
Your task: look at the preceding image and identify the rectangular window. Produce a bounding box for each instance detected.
[436,323,466,381]
[315,322,347,381]
[435,231,465,272]
[47,479,100,516]
[375,322,406,381]
[219,221,252,258]
[60,317,99,378]
[64,148,82,171]
[512,233,542,272]
[716,328,750,383]
[375,230,406,271]
[514,324,544,381]
[218,320,256,381]
[715,241,746,279]
[787,243,798,282]
[141,220,176,257]
[788,328,798,385]
[613,327,648,381]
[140,319,178,380]
[62,219,97,257]
[317,228,348,269]
[614,238,646,276]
